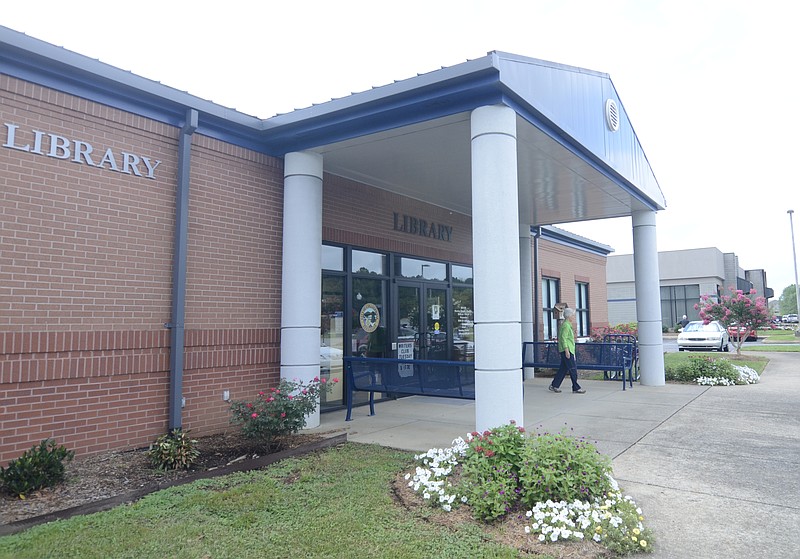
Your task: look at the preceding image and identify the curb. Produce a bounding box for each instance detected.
[0,432,348,537]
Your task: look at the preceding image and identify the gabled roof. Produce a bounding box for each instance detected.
[1,28,665,225]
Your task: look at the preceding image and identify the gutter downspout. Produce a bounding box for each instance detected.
[533,226,541,342]
[167,108,198,430]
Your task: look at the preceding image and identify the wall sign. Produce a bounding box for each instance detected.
[3,123,162,180]
[392,212,453,242]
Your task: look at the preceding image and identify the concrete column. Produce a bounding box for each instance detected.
[520,224,535,380]
[471,105,523,431]
[632,209,665,386]
[281,151,324,427]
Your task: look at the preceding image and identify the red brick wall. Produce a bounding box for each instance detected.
[323,174,473,264]
[0,77,282,464]
[537,238,609,337]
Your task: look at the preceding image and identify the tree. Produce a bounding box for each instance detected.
[778,284,798,315]
[695,288,771,356]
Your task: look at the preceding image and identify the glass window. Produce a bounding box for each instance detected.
[352,250,386,275]
[452,265,473,284]
[395,257,446,280]
[542,278,559,340]
[352,278,387,357]
[322,245,343,271]
[452,285,474,361]
[575,283,589,337]
[320,275,344,408]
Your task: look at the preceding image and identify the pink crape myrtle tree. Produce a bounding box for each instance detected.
[695,288,771,355]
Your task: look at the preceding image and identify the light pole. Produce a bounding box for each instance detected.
[789,210,800,333]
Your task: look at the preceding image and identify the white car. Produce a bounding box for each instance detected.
[677,321,730,352]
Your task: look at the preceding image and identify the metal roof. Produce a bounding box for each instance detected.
[1,27,665,227]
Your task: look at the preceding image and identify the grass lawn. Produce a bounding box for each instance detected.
[663,351,768,374]
[756,329,800,344]
[0,443,541,559]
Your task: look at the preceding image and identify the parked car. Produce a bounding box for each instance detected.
[677,321,730,352]
[783,314,799,323]
[727,323,757,342]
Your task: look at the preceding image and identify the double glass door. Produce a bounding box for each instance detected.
[396,282,449,361]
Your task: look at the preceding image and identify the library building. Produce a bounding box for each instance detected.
[0,26,666,464]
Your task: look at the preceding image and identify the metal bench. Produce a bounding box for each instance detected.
[343,356,475,421]
[522,341,636,390]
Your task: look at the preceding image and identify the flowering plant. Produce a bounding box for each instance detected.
[695,287,770,355]
[404,424,654,554]
[230,376,337,450]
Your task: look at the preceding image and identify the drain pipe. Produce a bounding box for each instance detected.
[167,108,198,431]
[533,226,541,342]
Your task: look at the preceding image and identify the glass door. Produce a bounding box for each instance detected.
[396,282,449,361]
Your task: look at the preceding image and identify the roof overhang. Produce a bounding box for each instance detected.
[1,27,665,227]
[260,51,666,226]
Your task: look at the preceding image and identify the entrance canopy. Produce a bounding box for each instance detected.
[261,51,666,226]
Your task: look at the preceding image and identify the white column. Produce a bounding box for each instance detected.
[281,151,324,427]
[520,224,535,380]
[471,105,524,431]
[632,209,665,386]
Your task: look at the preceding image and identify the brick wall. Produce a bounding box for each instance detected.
[537,238,609,337]
[322,174,473,264]
[0,77,282,464]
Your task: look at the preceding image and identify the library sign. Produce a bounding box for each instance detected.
[3,123,162,180]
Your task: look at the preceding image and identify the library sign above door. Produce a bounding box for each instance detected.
[3,123,162,180]
[392,212,454,242]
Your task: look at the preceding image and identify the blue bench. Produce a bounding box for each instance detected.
[522,341,636,390]
[343,356,475,421]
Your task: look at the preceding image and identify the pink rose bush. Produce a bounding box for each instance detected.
[230,376,338,450]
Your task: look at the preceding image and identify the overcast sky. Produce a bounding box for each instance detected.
[4,0,798,296]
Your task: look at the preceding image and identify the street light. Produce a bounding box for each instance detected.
[789,210,800,333]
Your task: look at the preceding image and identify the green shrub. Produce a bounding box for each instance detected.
[230,377,336,451]
[458,423,613,521]
[459,423,527,520]
[665,356,738,384]
[147,429,200,471]
[518,431,613,507]
[0,439,75,498]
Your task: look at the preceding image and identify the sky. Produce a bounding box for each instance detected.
[3,0,799,297]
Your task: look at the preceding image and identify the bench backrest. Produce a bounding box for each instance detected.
[344,356,475,398]
[522,341,633,370]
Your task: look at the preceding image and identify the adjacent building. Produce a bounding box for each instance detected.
[607,248,772,328]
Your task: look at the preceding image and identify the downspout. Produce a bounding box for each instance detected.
[167,108,198,430]
[533,226,541,342]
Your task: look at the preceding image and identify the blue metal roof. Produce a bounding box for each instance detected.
[0,27,665,216]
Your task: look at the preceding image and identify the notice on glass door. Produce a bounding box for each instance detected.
[397,341,414,377]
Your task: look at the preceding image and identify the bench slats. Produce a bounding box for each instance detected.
[344,357,475,421]
[522,341,636,390]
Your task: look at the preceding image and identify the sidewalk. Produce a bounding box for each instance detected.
[317,352,800,558]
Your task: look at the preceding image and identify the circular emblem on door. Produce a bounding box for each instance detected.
[359,303,380,333]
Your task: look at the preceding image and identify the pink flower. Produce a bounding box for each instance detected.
[280,412,286,418]
[246,403,253,408]
[251,413,258,419]
[258,391,264,396]
[333,378,340,383]
[302,389,308,395]
[288,395,294,400]
[321,378,327,383]
[267,397,274,403]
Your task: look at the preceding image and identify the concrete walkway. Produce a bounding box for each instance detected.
[317,352,799,558]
